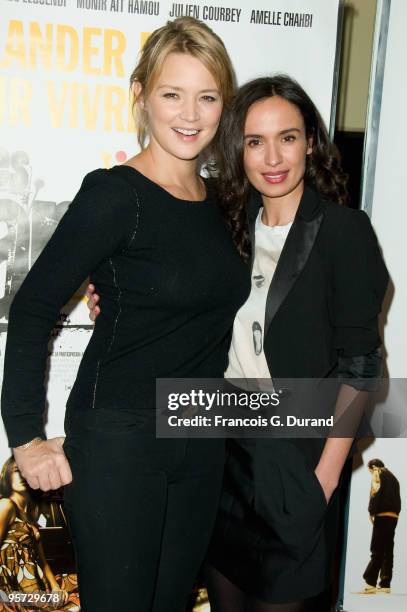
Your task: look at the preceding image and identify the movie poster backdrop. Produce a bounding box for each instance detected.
[0,1,340,609]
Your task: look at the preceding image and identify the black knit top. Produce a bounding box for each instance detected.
[1,165,250,447]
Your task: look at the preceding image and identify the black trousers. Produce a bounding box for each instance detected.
[62,408,225,612]
[363,516,398,588]
[208,439,341,604]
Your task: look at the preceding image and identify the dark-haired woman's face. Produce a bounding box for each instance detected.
[243,95,312,203]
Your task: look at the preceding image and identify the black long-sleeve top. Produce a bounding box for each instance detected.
[1,166,251,447]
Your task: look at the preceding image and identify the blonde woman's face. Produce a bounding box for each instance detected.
[139,52,223,161]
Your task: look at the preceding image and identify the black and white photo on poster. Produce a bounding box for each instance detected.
[0,150,69,323]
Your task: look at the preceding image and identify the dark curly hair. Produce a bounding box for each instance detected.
[209,75,348,261]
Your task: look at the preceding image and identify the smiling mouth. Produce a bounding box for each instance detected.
[262,171,289,183]
[172,128,201,136]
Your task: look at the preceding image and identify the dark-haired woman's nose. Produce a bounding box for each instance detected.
[264,142,282,167]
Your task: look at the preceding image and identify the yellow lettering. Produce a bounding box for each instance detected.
[104,85,126,131]
[101,152,113,168]
[10,78,32,126]
[0,21,130,76]
[0,76,7,124]
[47,80,70,128]
[29,22,53,70]
[83,28,101,76]
[140,32,150,48]
[127,91,136,132]
[69,82,79,129]
[56,25,79,72]
[46,81,133,131]
[0,20,26,69]
[103,29,125,77]
[82,83,102,130]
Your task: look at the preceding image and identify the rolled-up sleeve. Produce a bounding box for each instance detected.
[332,209,389,388]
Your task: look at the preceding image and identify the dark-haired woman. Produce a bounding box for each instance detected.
[203,76,389,611]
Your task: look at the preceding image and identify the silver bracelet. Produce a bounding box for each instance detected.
[15,437,44,451]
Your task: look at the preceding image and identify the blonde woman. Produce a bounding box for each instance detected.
[1,18,250,612]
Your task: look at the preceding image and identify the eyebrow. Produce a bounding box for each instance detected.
[244,128,302,139]
[157,85,220,93]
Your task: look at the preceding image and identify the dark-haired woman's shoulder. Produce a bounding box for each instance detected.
[321,198,376,245]
[319,197,388,302]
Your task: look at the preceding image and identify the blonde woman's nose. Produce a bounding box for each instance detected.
[179,97,200,122]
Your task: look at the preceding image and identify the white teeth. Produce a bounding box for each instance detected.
[173,128,199,136]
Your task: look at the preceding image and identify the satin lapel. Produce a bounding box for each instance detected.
[264,207,323,337]
[246,190,262,271]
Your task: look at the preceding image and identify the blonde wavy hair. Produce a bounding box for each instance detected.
[130,17,236,148]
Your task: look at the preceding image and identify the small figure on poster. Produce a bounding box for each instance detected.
[362,458,401,595]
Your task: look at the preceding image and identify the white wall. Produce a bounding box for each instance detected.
[369,0,407,378]
[343,2,407,609]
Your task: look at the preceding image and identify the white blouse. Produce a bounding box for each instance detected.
[225,208,292,383]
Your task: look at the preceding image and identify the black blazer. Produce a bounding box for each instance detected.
[245,185,389,465]
[246,184,389,381]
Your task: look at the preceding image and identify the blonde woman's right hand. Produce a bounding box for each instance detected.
[86,283,100,321]
[13,437,72,491]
